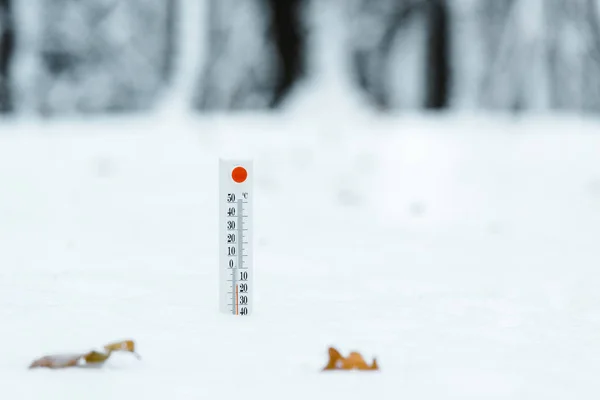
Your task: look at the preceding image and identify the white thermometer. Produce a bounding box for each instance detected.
[219,159,253,316]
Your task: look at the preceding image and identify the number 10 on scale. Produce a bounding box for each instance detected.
[220,159,253,316]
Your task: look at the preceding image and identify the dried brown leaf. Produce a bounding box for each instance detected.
[29,339,141,369]
[322,347,379,371]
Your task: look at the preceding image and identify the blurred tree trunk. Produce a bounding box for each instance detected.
[266,0,305,108]
[476,0,533,111]
[349,0,424,110]
[0,0,14,113]
[163,0,177,83]
[348,0,451,110]
[584,0,600,111]
[194,0,305,110]
[424,0,449,109]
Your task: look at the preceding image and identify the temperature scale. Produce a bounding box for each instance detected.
[219,159,253,316]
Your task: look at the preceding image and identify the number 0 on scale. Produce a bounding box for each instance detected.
[220,159,253,316]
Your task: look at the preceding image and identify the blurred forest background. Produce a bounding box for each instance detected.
[1,0,600,117]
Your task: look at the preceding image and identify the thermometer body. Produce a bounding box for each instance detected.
[219,159,253,316]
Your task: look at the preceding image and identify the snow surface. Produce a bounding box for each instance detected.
[3,1,600,398]
[1,111,600,399]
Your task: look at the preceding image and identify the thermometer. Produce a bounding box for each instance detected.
[219,159,253,316]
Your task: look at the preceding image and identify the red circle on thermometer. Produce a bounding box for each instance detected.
[231,166,247,183]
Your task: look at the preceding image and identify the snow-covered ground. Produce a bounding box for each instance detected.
[1,111,600,399]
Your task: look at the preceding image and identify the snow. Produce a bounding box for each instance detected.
[1,111,600,399]
[2,0,600,397]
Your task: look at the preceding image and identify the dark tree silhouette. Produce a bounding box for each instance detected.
[195,0,306,110]
[0,0,14,113]
[424,0,450,109]
[350,0,450,111]
[266,0,305,108]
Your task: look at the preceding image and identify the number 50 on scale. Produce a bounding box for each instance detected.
[219,159,253,316]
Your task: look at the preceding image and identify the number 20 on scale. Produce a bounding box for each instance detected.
[220,159,253,316]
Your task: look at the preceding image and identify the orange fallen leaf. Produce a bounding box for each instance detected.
[104,339,141,359]
[322,347,379,371]
[29,339,140,369]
